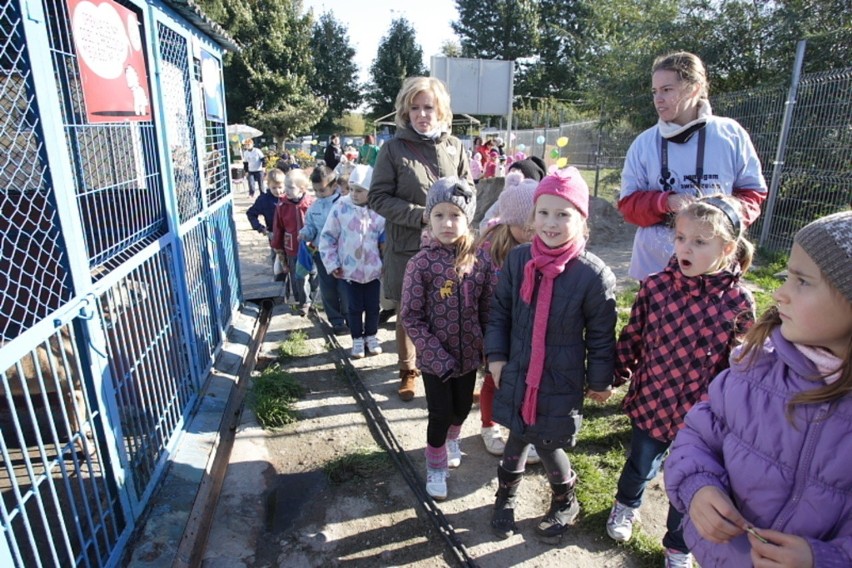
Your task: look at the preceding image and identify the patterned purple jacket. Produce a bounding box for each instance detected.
[400,237,496,380]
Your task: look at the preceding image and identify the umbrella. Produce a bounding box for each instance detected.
[227,124,263,142]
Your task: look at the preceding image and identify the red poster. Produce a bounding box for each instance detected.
[67,0,152,122]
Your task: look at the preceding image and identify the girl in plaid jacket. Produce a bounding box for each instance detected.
[606,195,756,568]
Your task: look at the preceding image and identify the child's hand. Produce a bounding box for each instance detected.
[586,389,612,403]
[331,268,344,278]
[489,361,506,388]
[689,486,747,543]
[748,529,813,568]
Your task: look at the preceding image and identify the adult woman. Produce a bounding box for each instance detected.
[369,76,473,401]
[619,52,767,281]
[358,134,380,167]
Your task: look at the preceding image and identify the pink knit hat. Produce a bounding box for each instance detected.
[533,166,589,218]
[497,171,537,227]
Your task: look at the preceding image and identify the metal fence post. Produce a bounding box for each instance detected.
[759,40,807,248]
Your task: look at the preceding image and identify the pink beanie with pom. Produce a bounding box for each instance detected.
[497,171,537,227]
[533,166,589,218]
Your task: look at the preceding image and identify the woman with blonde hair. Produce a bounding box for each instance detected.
[369,76,473,401]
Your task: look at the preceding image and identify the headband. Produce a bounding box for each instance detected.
[703,197,741,235]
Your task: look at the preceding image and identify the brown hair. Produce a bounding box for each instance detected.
[652,51,709,100]
[477,224,522,269]
[737,306,852,416]
[676,195,754,272]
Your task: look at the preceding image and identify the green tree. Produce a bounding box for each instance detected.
[514,0,592,100]
[364,18,428,119]
[309,12,363,133]
[196,0,325,144]
[452,0,541,60]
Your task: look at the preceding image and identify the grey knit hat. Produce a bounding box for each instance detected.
[793,210,852,303]
[425,176,477,224]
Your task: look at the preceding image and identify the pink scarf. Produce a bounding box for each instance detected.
[519,235,585,425]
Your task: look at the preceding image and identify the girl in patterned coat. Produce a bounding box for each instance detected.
[400,177,496,501]
[319,165,385,359]
[606,195,756,568]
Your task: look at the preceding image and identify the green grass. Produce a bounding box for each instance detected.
[248,364,305,428]
[324,448,392,484]
[574,392,664,567]
[616,284,640,336]
[744,248,788,316]
[278,329,314,359]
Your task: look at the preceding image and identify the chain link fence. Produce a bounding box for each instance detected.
[507,58,851,252]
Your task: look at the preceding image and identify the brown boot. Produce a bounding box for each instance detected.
[398,369,418,401]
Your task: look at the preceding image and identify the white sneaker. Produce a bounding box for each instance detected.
[447,438,461,468]
[664,549,693,568]
[365,335,382,355]
[351,337,365,359]
[480,426,505,456]
[426,467,448,500]
[606,500,640,542]
[526,444,541,465]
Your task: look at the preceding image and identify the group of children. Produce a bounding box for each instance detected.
[248,157,852,566]
[247,163,387,354]
[395,167,851,567]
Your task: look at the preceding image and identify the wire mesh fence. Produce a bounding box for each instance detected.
[507,62,851,252]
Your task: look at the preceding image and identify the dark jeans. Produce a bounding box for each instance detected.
[344,279,380,339]
[312,252,348,326]
[616,424,687,553]
[422,370,476,448]
[246,170,263,195]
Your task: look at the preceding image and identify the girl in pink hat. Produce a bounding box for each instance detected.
[485,167,617,544]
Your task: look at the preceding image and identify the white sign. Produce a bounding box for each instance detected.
[431,57,514,116]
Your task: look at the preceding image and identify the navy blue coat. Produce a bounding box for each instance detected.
[484,244,617,449]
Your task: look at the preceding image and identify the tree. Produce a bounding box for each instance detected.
[196,0,326,144]
[452,0,541,60]
[364,18,428,119]
[308,12,363,133]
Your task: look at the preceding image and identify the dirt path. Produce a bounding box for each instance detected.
[201,198,670,567]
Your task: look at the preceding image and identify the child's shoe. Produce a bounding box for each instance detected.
[351,337,365,359]
[426,467,448,500]
[480,425,505,456]
[447,438,462,468]
[664,549,693,568]
[535,481,579,544]
[365,335,382,355]
[606,500,639,542]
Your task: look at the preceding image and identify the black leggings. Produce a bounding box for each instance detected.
[502,432,574,485]
[422,370,476,448]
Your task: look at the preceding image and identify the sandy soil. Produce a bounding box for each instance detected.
[201,196,671,568]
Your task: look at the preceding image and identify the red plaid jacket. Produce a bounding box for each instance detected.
[615,256,755,442]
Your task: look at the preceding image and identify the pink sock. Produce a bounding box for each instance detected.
[425,444,447,470]
[447,424,462,441]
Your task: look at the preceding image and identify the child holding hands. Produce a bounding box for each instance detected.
[485,168,617,544]
[606,195,756,567]
[400,177,495,501]
[319,165,386,358]
[665,210,852,568]
[271,169,316,313]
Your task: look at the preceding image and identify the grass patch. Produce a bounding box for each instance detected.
[324,448,392,484]
[574,392,665,567]
[248,364,305,428]
[744,248,787,315]
[616,284,639,336]
[278,329,313,359]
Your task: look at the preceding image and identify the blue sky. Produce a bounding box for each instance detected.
[301,0,459,83]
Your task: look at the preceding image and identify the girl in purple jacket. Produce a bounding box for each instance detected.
[666,211,852,568]
[400,177,495,501]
